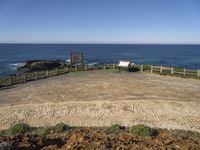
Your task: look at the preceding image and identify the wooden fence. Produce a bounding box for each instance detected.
[135,64,200,78]
[0,64,199,88]
[0,64,115,88]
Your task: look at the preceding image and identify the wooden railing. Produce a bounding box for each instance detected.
[0,64,115,88]
[0,64,199,89]
[135,64,200,78]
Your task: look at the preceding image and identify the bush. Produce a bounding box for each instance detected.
[10,123,30,135]
[107,124,121,134]
[0,123,72,137]
[0,130,9,136]
[51,123,69,133]
[33,127,51,137]
[129,124,154,136]
[33,123,70,137]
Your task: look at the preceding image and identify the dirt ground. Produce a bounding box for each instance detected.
[1,127,200,150]
[0,70,200,131]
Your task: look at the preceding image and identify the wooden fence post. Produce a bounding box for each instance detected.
[94,65,97,70]
[150,66,153,73]
[65,67,68,72]
[9,76,12,85]
[183,68,186,76]
[160,66,163,74]
[113,64,116,70]
[197,69,200,77]
[140,65,143,72]
[171,67,174,75]
[75,66,78,72]
[36,72,38,80]
[56,68,58,75]
[84,65,87,71]
[46,70,49,77]
[104,64,106,70]
[23,74,26,83]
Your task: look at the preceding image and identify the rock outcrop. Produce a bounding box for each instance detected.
[17,60,65,73]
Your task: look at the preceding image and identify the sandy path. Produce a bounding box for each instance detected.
[0,71,200,131]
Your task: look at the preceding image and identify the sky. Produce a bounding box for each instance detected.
[0,0,200,44]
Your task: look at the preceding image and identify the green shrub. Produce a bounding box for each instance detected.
[33,123,70,137]
[0,123,72,137]
[51,123,68,133]
[0,130,9,136]
[129,124,153,136]
[33,127,51,137]
[107,124,121,134]
[10,123,30,135]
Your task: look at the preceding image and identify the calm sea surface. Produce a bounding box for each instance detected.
[0,44,200,76]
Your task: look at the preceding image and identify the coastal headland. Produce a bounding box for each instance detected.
[0,70,200,132]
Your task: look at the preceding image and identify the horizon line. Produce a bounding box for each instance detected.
[0,42,200,45]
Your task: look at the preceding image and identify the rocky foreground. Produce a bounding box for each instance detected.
[0,124,200,150]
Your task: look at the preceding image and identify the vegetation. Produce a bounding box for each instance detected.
[106,124,121,134]
[31,123,72,137]
[129,124,154,136]
[1,123,200,143]
[1,125,199,149]
[134,64,200,79]
[1,64,199,89]
[9,123,30,135]
[0,123,72,137]
[50,123,71,133]
[0,130,9,136]
[32,127,51,137]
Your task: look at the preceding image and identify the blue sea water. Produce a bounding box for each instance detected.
[0,44,200,76]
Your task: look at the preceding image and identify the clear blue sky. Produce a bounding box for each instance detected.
[0,0,200,44]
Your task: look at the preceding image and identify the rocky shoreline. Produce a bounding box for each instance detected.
[17,60,66,74]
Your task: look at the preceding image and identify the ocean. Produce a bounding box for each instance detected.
[0,44,200,76]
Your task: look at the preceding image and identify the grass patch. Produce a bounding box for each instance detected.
[32,127,51,137]
[31,123,71,137]
[106,124,121,134]
[0,123,72,137]
[51,123,70,133]
[129,124,154,136]
[9,123,30,135]
[0,130,10,136]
